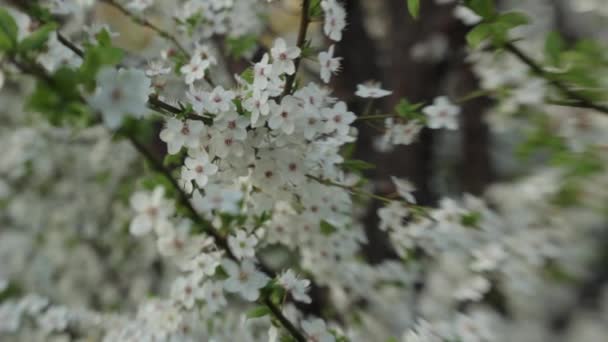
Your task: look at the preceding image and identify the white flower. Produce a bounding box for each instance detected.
[129,186,174,236]
[378,201,409,231]
[222,259,269,301]
[300,110,325,140]
[512,78,546,106]
[278,269,312,304]
[181,55,210,85]
[146,60,171,77]
[88,67,151,129]
[386,119,423,145]
[38,306,70,334]
[302,318,335,342]
[254,54,273,91]
[127,0,154,11]
[318,45,341,83]
[322,101,356,136]
[453,275,491,302]
[355,83,393,98]
[270,38,301,75]
[205,86,236,114]
[181,151,218,192]
[454,5,482,26]
[157,220,192,257]
[209,129,244,159]
[200,280,227,313]
[160,118,206,154]
[171,272,203,309]
[228,230,258,260]
[321,0,347,42]
[19,294,49,315]
[214,112,249,140]
[470,243,507,272]
[0,302,22,333]
[269,96,300,134]
[37,33,82,72]
[402,320,443,342]
[391,177,417,203]
[243,91,271,125]
[454,312,495,342]
[423,96,460,130]
[192,184,243,215]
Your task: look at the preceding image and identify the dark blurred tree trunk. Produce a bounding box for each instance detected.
[334,0,494,263]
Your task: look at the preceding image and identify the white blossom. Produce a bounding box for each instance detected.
[88,67,150,129]
[423,96,460,130]
[222,259,269,301]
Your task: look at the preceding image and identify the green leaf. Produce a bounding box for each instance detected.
[552,181,580,207]
[19,23,58,52]
[95,28,113,47]
[246,306,271,318]
[320,220,337,236]
[545,31,565,65]
[343,159,375,172]
[163,151,185,167]
[495,11,529,27]
[460,211,482,228]
[341,143,356,159]
[225,35,257,58]
[0,8,18,51]
[240,67,254,84]
[407,0,420,19]
[300,40,315,59]
[466,23,492,48]
[395,98,424,119]
[27,66,91,126]
[465,0,495,19]
[79,45,124,89]
[308,0,323,18]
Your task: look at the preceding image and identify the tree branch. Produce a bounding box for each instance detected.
[9,56,307,342]
[504,43,608,115]
[282,0,311,96]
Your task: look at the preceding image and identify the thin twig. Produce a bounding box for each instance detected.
[100,0,215,87]
[504,43,608,115]
[100,0,188,56]
[307,175,434,221]
[282,0,311,96]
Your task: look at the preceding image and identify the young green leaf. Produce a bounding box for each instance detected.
[246,306,271,318]
[407,0,420,19]
[465,0,496,19]
[225,35,257,59]
[495,11,529,27]
[343,159,376,172]
[544,31,565,65]
[466,23,492,48]
[320,220,337,236]
[19,23,58,52]
[308,0,323,19]
[0,8,18,51]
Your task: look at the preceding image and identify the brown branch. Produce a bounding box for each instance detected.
[504,43,608,115]
[282,0,311,96]
[99,0,216,87]
[100,0,188,56]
